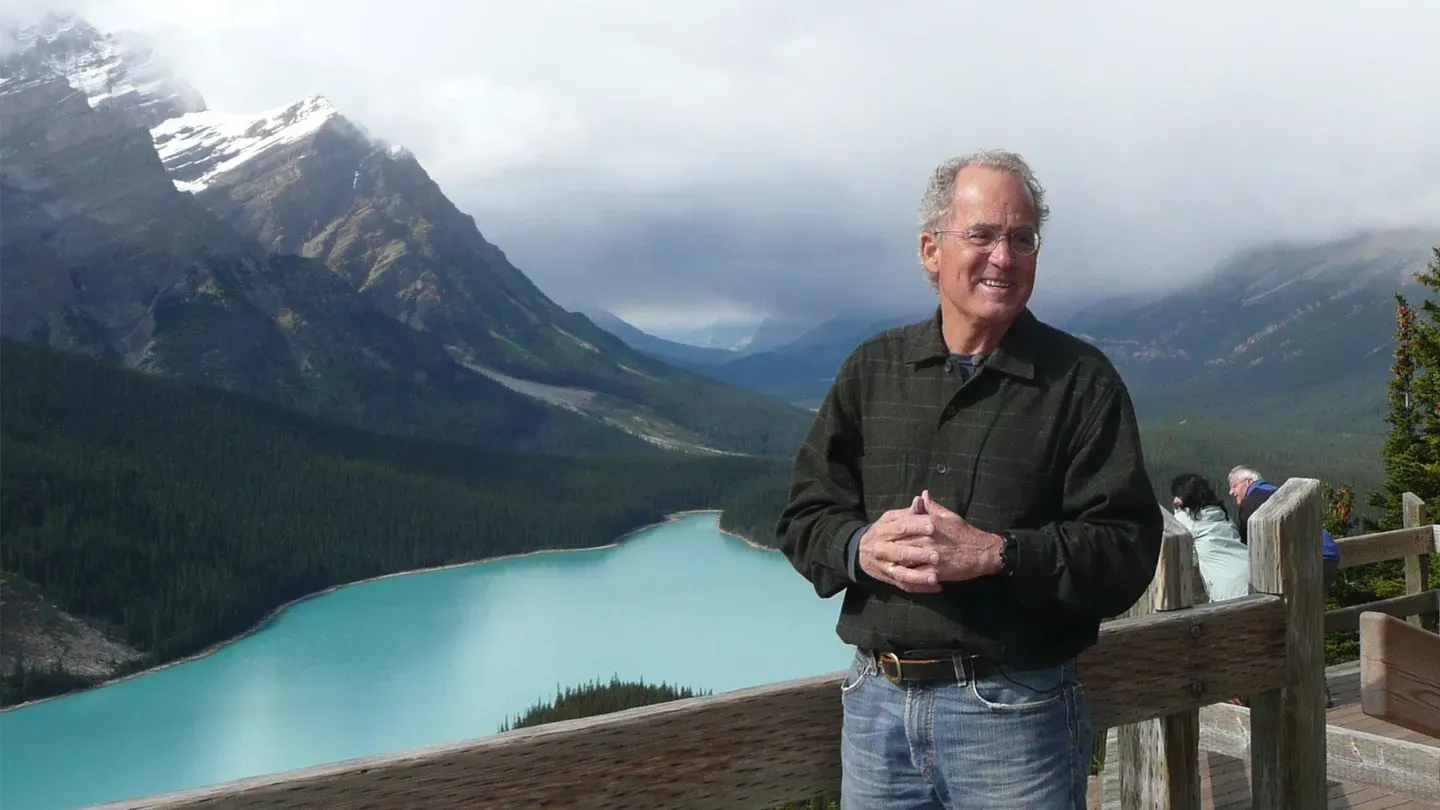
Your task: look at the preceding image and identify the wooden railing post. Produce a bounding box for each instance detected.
[1116,508,1201,810]
[1402,492,1432,628]
[1247,477,1327,810]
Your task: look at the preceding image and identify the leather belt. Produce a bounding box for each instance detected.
[871,650,999,684]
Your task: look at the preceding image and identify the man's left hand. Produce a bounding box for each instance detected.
[891,490,1005,583]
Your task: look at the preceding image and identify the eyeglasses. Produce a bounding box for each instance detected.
[932,226,1041,256]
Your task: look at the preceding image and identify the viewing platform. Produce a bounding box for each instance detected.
[88,481,1440,809]
[1094,660,1439,808]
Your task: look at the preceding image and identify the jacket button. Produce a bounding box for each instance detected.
[936,463,948,474]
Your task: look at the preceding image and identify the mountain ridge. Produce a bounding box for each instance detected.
[0,56,657,456]
[1,13,812,457]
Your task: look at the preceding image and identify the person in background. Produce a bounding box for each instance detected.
[775,148,1164,809]
[1226,465,1340,597]
[1227,464,1338,708]
[1169,473,1250,602]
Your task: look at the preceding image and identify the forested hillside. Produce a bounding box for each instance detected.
[1138,417,1386,513]
[0,339,791,706]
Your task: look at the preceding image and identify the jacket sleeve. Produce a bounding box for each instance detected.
[774,355,870,599]
[1005,382,1164,620]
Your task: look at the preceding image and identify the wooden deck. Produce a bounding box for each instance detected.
[1095,661,1440,808]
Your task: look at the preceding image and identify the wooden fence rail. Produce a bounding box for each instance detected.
[1328,492,1438,632]
[86,481,1419,810]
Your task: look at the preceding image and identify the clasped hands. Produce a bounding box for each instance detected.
[858,489,1005,594]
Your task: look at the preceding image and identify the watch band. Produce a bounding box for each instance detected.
[999,532,1018,576]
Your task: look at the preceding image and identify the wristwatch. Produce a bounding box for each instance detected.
[998,532,1018,576]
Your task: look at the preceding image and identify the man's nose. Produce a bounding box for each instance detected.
[988,240,1014,268]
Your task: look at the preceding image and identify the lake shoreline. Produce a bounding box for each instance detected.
[1,509,764,714]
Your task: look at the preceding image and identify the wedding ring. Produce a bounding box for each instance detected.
[888,562,896,576]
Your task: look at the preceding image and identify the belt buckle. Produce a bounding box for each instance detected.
[878,652,904,684]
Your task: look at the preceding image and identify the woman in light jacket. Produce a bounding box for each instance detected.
[1170,473,1251,602]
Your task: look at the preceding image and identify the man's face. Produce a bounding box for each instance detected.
[919,165,1039,328]
[1229,476,1251,504]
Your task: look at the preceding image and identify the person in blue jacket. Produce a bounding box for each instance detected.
[1170,473,1251,602]
[1227,465,1339,708]
[1226,465,1341,597]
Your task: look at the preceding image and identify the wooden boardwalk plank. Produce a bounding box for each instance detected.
[1093,660,1440,808]
[1096,727,1440,808]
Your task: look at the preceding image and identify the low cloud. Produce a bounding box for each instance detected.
[8,0,1440,328]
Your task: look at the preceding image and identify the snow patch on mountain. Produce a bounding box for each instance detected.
[10,12,205,127]
[150,95,344,192]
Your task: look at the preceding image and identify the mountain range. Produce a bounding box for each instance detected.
[0,13,811,457]
[4,12,1436,460]
[1062,228,1439,432]
[593,230,1439,433]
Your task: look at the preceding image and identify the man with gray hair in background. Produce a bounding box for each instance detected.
[1227,463,1341,707]
[1226,464,1340,593]
[776,149,1164,808]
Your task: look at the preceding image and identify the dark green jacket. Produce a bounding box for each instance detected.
[775,307,1163,668]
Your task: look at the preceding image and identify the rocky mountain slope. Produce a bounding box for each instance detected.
[0,35,654,455]
[1,571,144,686]
[7,13,204,129]
[1060,227,1440,433]
[1,13,811,456]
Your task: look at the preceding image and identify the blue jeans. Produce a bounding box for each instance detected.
[839,648,1092,809]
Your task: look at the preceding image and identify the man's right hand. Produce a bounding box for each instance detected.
[858,498,942,593]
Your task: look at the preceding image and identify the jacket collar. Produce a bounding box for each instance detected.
[903,306,1038,380]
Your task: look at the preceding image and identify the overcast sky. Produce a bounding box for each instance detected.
[5,1,1440,335]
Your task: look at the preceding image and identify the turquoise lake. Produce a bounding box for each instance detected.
[0,512,854,810]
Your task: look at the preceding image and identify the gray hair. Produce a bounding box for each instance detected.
[1227,465,1262,486]
[916,148,1050,288]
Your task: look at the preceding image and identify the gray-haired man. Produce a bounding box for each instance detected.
[777,149,1164,808]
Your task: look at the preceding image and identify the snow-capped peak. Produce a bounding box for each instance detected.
[150,94,351,192]
[6,12,206,128]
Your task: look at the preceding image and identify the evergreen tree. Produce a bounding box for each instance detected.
[1369,247,1440,530]
[1322,482,1356,539]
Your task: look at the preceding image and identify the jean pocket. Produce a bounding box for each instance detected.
[970,662,1071,711]
[840,653,875,695]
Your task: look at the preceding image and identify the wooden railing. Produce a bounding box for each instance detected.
[85,481,1428,810]
[1193,489,1440,805]
[1323,492,1438,635]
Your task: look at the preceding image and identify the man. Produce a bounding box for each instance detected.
[1227,464,1341,596]
[776,149,1164,809]
[1226,465,1340,593]
[1226,464,1339,708]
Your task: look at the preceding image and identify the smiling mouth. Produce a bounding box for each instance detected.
[979,279,1014,289]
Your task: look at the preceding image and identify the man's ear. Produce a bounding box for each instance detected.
[919,232,940,271]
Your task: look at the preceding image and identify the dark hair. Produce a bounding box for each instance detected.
[1171,473,1225,516]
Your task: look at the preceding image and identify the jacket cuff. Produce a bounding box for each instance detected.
[845,522,873,582]
[1005,528,1053,602]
